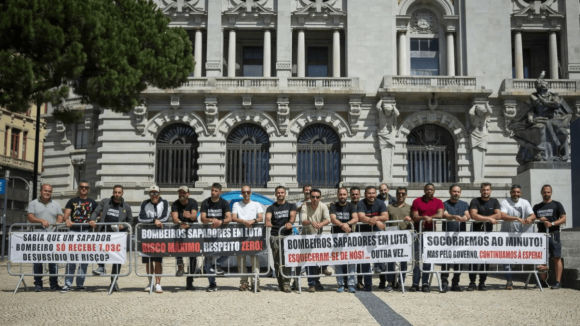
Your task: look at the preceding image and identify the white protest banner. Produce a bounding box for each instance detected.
[422,232,547,264]
[284,231,412,267]
[10,232,127,264]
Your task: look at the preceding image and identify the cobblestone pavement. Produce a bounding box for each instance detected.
[1,259,578,326]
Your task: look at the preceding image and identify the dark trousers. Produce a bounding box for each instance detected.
[441,264,462,286]
[413,263,431,286]
[33,263,58,288]
[469,264,488,284]
[176,256,197,285]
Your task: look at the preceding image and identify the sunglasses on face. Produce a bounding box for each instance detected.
[149,192,159,196]
[242,191,251,194]
[311,196,321,199]
[397,193,406,196]
[79,186,89,190]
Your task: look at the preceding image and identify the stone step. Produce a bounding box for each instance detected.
[560,231,580,241]
[561,248,580,257]
[563,257,580,269]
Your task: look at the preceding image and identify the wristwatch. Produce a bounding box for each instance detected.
[346,222,351,226]
[551,222,555,226]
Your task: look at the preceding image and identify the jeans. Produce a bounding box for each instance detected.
[176,256,197,285]
[412,236,431,286]
[307,266,320,286]
[361,263,372,286]
[64,228,89,287]
[33,263,58,288]
[441,264,462,285]
[335,264,356,287]
[503,264,513,281]
[271,237,291,287]
[205,256,228,285]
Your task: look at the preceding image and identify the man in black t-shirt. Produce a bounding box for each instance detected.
[533,184,566,290]
[468,182,500,292]
[62,181,97,292]
[200,183,232,292]
[329,187,358,293]
[266,186,297,292]
[357,186,389,291]
[171,186,199,290]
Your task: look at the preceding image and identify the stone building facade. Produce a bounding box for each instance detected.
[43,0,580,227]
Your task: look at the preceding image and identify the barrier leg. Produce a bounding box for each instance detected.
[149,276,155,295]
[13,275,25,294]
[399,271,406,293]
[533,272,543,292]
[108,275,118,296]
[525,273,532,289]
[435,271,443,292]
[298,275,302,294]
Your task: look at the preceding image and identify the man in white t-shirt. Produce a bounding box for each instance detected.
[232,185,264,292]
[500,184,536,290]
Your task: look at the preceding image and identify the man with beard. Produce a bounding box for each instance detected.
[91,185,133,292]
[376,183,397,289]
[533,185,566,290]
[301,188,330,292]
[266,186,297,293]
[468,182,501,292]
[329,187,358,293]
[200,183,232,292]
[357,186,389,291]
[410,183,444,293]
[441,185,470,292]
[171,186,199,290]
[349,186,366,289]
[385,187,413,292]
[500,184,535,290]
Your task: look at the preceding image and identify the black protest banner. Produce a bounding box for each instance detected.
[137,224,266,257]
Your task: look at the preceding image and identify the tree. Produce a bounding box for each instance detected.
[0,0,194,122]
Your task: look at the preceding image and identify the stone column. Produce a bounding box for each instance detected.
[263,29,271,77]
[194,29,203,77]
[446,32,455,76]
[398,31,407,75]
[549,31,559,79]
[514,31,524,79]
[17,130,24,159]
[333,29,340,77]
[228,29,236,77]
[297,29,305,77]
[6,127,12,157]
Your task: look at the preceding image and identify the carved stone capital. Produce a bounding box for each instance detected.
[170,96,180,110]
[242,96,252,110]
[276,61,292,71]
[205,97,218,135]
[314,96,324,110]
[276,97,290,135]
[348,96,362,133]
[133,98,148,135]
[503,99,518,136]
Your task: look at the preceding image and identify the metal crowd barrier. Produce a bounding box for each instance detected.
[134,222,271,294]
[278,221,416,293]
[7,222,133,295]
[418,219,550,292]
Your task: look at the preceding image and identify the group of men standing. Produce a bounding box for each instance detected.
[26,180,566,293]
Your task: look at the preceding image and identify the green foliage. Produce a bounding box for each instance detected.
[0,0,194,119]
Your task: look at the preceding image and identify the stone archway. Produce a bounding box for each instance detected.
[289,110,353,139]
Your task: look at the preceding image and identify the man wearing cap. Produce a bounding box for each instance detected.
[171,186,199,291]
[385,187,413,292]
[231,185,264,292]
[138,185,170,293]
[200,183,232,292]
[27,184,64,292]
[91,185,133,292]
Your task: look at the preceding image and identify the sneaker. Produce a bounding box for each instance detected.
[206,284,218,292]
[322,268,332,276]
[61,286,73,293]
[92,267,105,275]
[154,284,163,294]
[385,283,393,292]
[551,281,562,290]
[421,284,430,293]
[337,286,345,293]
[176,264,184,277]
[441,282,449,293]
[373,265,383,274]
[34,285,42,292]
[239,283,249,291]
[214,265,225,275]
[466,283,477,292]
[144,284,151,292]
[506,280,514,290]
[534,280,550,289]
[393,281,401,289]
[378,282,386,290]
[291,282,298,291]
[348,286,357,293]
[185,284,196,291]
[308,286,316,293]
[50,285,63,291]
[478,283,487,291]
[315,281,324,291]
[451,285,464,292]
[76,286,86,291]
[363,284,372,292]
[112,282,120,292]
[357,281,364,290]
[283,285,292,293]
[408,284,420,292]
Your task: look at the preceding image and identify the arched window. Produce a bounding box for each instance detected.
[156,123,199,187]
[226,124,270,187]
[407,124,455,183]
[297,124,341,188]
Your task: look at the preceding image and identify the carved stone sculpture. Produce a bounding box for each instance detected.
[205,97,218,135]
[133,101,148,135]
[277,97,290,135]
[509,76,573,165]
[469,101,492,182]
[376,99,400,182]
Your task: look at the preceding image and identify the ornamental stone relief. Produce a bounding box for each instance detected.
[410,9,438,34]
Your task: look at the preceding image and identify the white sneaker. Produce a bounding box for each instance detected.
[144,284,151,292]
[155,284,163,293]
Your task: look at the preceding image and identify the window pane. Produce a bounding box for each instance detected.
[410,39,419,51]
[243,47,263,77]
[243,65,263,77]
[307,47,328,77]
[307,65,328,77]
[411,38,439,75]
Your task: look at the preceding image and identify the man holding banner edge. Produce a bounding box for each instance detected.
[329,187,358,293]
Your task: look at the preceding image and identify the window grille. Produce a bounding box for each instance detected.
[297,124,340,188]
[156,123,199,187]
[407,124,455,183]
[226,124,269,188]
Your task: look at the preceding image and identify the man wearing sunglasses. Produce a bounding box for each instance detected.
[138,185,170,293]
[171,186,199,290]
[301,188,330,292]
[231,185,264,292]
[385,187,413,292]
[61,181,98,292]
